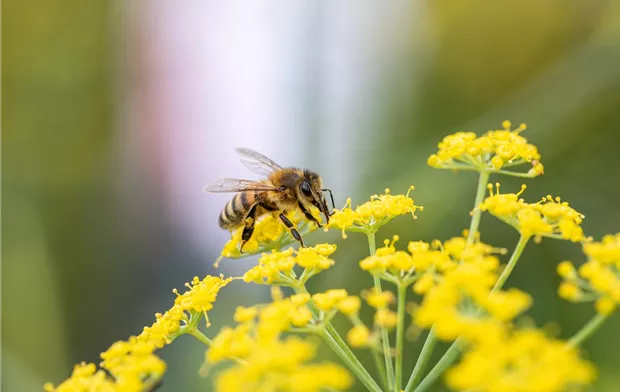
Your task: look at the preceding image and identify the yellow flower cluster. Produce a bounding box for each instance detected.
[480,184,586,242]
[328,187,422,238]
[221,210,317,259]
[44,356,165,392]
[45,275,231,392]
[206,289,352,392]
[446,328,595,392]
[428,121,544,176]
[359,234,503,289]
[558,233,620,315]
[415,263,531,343]
[243,244,337,285]
[343,288,399,348]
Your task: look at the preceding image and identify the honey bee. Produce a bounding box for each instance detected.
[205,148,335,251]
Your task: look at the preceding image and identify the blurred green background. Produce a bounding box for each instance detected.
[4,1,620,391]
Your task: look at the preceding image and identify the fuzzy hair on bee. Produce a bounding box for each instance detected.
[205,149,335,252]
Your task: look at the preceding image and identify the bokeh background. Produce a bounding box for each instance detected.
[4,1,620,391]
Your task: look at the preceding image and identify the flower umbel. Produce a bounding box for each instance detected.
[205,288,352,392]
[243,243,337,285]
[481,183,587,242]
[428,120,544,177]
[328,187,422,238]
[446,328,595,392]
[559,233,620,315]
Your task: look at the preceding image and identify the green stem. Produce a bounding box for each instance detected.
[395,284,407,391]
[187,327,213,346]
[405,170,490,392]
[496,169,537,178]
[567,313,609,348]
[368,232,396,391]
[466,170,490,244]
[320,329,383,392]
[404,328,436,391]
[295,285,382,392]
[413,340,462,392]
[493,234,530,291]
[371,348,389,391]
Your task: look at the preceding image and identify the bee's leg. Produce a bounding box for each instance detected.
[298,202,321,227]
[240,203,259,252]
[279,213,305,247]
[322,188,336,211]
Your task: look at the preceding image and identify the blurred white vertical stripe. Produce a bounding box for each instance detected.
[120,0,429,262]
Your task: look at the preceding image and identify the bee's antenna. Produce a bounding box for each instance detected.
[322,189,335,210]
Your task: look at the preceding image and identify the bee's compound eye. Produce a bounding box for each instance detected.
[300,181,312,197]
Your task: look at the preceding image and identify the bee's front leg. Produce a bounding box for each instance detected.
[298,202,322,227]
[279,213,305,247]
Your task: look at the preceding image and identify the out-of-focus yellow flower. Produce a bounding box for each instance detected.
[327,187,422,238]
[481,184,587,242]
[312,289,349,312]
[243,244,337,285]
[47,342,167,392]
[374,308,398,328]
[446,328,596,392]
[337,296,362,316]
[347,325,371,347]
[363,287,395,309]
[428,121,544,177]
[220,210,317,260]
[415,263,531,343]
[206,289,351,392]
[559,234,620,315]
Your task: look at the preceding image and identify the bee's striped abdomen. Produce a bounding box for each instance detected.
[218,192,254,229]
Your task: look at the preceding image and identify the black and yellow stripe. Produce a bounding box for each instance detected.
[218,192,254,229]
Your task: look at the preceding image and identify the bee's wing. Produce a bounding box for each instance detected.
[235,148,283,176]
[203,178,281,193]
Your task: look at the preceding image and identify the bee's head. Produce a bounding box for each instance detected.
[299,170,331,224]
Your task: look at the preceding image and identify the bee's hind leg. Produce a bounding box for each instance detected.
[279,213,305,247]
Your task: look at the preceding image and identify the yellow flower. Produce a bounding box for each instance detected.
[558,281,582,301]
[415,263,530,343]
[313,289,349,312]
[363,287,394,309]
[428,121,544,177]
[46,343,167,392]
[174,275,232,318]
[296,244,337,270]
[446,328,596,392]
[374,308,398,328]
[583,233,620,264]
[44,363,115,392]
[46,273,232,391]
[327,187,422,238]
[206,290,350,392]
[337,296,362,316]
[234,306,258,323]
[481,184,586,242]
[347,325,371,347]
[220,210,317,259]
[244,244,338,285]
[558,234,620,315]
